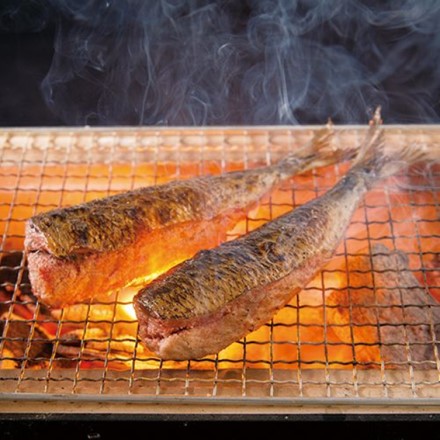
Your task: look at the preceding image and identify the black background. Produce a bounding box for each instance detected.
[2,1,440,127]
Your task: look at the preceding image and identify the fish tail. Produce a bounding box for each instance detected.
[349,107,428,187]
[277,120,353,177]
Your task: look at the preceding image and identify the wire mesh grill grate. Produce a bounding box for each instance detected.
[0,126,439,405]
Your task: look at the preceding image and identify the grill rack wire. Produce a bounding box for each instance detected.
[0,126,439,407]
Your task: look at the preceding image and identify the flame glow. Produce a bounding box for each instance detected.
[37,173,440,370]
[118,271,166,321]
[2,158,438,371]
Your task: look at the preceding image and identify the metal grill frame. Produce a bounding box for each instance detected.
[0,125,439,412]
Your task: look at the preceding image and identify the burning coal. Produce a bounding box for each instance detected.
[2,0,440,125]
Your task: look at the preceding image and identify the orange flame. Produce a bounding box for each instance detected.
[1,161,438,371]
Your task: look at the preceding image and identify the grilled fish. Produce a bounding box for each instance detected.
[25,125,339,308]
[134,112,427,360]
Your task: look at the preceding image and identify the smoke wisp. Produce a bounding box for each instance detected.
[5,0,440,125]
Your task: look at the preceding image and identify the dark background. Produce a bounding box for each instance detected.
[2,1,440,127]
[0,414,437,440]
[0,25,62,126]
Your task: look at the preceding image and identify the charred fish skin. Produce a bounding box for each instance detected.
[135,169,368,360]
[25,173,287,258]
[138,173,366,322]
[25,126,342,308]
[134,113,428,360]
[25,127,333,259]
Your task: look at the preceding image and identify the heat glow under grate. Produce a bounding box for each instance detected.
[0,126,439,405]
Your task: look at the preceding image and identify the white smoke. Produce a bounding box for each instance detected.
[4,0,440,125]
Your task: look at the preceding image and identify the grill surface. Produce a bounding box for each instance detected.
[0,126,439,411]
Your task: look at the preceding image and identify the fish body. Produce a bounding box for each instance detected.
[134,116,427,360]
[25,127,335,308]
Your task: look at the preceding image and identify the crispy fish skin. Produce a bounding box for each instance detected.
[25,169,300,257]
[135,171,367,360]
[25,127,337,308]
[134,116,427,360]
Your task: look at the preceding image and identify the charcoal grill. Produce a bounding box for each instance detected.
[0,126,439,416]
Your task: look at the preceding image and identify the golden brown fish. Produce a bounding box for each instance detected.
[134,113,427,360]
[25,125,339,308]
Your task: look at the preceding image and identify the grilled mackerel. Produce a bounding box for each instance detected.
[25,126,338,308]
[134,114,427,360]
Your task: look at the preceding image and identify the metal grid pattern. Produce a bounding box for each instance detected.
[0,126,439,405]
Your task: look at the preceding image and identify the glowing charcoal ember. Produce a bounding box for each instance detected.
[0,315,52,369]
[326,244,440,369]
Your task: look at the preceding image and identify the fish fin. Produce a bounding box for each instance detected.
[350,107,383,167]
[350,107,428,187]
[277,120,352,176]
